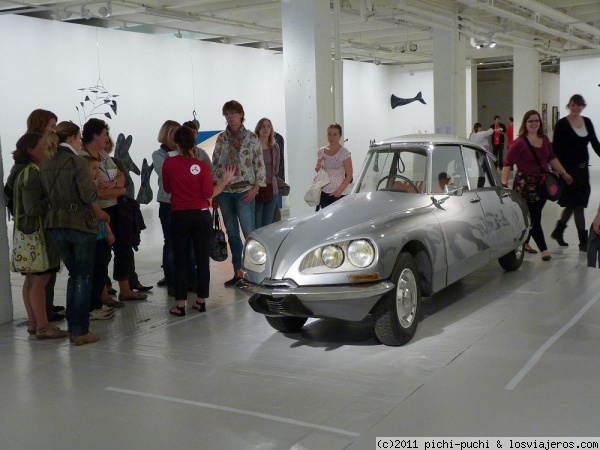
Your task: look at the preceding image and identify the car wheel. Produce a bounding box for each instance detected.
[373,252,421,346]
[265,316,308,333]
[498,243,524,271]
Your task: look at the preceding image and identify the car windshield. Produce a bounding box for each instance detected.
[355,148,428,194]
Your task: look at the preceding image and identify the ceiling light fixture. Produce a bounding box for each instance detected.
[98,1,111,18]
[140,6,199,22]
[81,6,92,20]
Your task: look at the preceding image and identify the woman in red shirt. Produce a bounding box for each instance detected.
[162,127,236,316]
[501,110,572,261]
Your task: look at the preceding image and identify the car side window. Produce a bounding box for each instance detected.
[431,145,465,194]
[461,146,494,190]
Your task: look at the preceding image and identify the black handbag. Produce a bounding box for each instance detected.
[210,209,228,262]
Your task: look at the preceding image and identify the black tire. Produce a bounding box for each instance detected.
[373,252,421,346]
[265,316,307,333]
[498,243,524,271]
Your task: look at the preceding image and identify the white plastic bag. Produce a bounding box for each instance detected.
[304,168,329,207]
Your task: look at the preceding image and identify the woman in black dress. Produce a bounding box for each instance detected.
[551,94,600,251]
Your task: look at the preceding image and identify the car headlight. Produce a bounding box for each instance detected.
[243,239,267,273]
[298,239,377,274]
[322,245,344,268]
[347,239,375,268]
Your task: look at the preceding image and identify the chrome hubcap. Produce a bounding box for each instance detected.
[396,268,417,328]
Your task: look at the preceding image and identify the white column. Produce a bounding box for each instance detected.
[432,27,467,136]
[0,137,14,324]
[281,0,334,217]
[513,47,541,126]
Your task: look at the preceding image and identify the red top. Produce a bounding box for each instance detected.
[504,136,555,175]
[162,155,213,211]
[506,123,514,147]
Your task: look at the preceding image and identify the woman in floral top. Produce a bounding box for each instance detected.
[212,100,266,286]
[314,123,353,210]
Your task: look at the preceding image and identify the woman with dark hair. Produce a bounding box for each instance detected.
[26,109,57,135]
[25,108,64,322]
[6,133,66,339]
[162,126,236,316]
[80,118,146,302]
[501,110,572,261]
[40,121,99,345]
[314,123,353,210]
[550,94,600,251]
[212,100,265,287]
[254,118,280,228]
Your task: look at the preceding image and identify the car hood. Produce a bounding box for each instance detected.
[250,192,435,273]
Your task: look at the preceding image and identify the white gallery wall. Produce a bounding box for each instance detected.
[0,15,286,199]
[559,55,600,166]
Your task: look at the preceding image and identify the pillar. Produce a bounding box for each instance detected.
[512,47,541,127]
[0,137,14,324]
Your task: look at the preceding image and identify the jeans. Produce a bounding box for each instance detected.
[317,191,344,211]
[171,209,212,300]
[159,202,196,288]
[217,192,256,274]
[51,228,96,337]
[255,196,278,229]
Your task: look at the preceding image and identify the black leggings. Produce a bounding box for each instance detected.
[527,199,548,252]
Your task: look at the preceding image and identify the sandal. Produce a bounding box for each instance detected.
[36,325,68,340]
[192,300,206,313]
[102,297,125,308]
[169,305,186,317]
[118,292,148,301]
[27,321,37,335]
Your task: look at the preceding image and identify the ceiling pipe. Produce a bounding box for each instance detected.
[457,0,600,49]
[506,0,600,39]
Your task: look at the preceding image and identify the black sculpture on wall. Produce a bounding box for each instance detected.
[114,133,139,198]
[136,158,154,205]
[391,92,427,109]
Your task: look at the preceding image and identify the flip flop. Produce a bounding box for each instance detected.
[118,292,148,301]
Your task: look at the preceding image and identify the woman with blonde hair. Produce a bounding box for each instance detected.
[40,121,100,346]
[254,118,280,228]
[6,133,66,338]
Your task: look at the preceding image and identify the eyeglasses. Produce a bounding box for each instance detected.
[526,119,540,123]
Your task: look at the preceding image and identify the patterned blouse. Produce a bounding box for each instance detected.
[212,126,266,193]
[320,146,351,194]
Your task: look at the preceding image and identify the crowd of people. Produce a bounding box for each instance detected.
[7,100,355,341]
[10,95,594,343]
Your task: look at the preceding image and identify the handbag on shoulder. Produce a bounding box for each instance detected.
[210,208,228,262]
[10,165,50,273]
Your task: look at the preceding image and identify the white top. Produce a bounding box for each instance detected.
[573,123,588,138]
[469,128,494,149]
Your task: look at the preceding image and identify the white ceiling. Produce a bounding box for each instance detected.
[2,0,600,72]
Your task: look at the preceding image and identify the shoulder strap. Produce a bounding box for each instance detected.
[523,137,546,172]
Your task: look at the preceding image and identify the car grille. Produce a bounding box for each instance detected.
[266,298,284,313]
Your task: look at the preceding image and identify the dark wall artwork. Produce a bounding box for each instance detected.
[390,92,427,109]
[114,133,139,199]
[136,158,154,205]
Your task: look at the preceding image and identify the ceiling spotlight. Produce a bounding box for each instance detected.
[489,41,497,48]
[81,7,92,20]
[409,43,418,52]
[99,2,111,17]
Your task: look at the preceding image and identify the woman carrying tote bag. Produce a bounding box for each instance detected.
[7,133,66,339]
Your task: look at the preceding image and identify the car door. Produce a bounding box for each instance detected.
[430,145,490,285]
[461,145,517,258]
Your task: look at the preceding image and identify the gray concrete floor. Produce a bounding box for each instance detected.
[3,175,600,449]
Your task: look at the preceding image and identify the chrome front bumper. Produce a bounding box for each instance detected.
[238,278,395,322]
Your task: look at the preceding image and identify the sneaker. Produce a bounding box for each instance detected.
[89,309,114,321]
[224,276,241,287]
[73,332,100,346]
